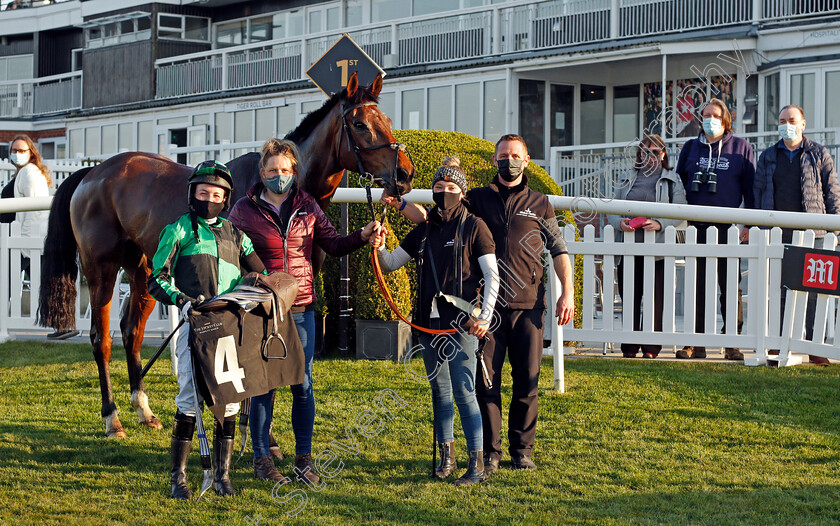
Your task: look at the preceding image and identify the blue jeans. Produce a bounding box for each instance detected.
[418,327,483,452]
[250,310,315,458]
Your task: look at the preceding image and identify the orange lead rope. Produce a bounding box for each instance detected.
[370,247,456,335]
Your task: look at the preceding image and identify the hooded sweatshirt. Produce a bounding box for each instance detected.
[675,131,755,210]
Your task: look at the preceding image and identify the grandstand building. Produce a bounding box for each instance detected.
[0,0,838,184]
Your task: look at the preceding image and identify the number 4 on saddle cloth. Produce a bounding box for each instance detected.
[189,271,305,423]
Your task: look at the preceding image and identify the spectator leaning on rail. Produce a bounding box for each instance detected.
[228,138,381,486]
[675,98,755,361]
[6,135,72,339]
[382,134,574,473]
[752,104,840,366]
[606,134,687,359]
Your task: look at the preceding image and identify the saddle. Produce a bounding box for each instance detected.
[199,271,299,360]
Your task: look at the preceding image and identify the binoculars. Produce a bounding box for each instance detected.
[690,169,718,193]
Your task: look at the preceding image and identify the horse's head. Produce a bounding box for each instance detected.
[338,72,414,197]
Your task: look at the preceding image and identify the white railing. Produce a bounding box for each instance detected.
[762,0,840,21]
[0,71,81,119]
[157,0,840,99]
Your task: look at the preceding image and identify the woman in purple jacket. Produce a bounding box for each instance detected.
[229,139,380,484]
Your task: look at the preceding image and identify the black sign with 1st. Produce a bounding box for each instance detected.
[306,33,386,97]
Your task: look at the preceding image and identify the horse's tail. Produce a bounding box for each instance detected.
[37,167,92,330]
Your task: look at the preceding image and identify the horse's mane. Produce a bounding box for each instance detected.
[285,85,379,144]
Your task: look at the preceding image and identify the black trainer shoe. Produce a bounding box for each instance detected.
[511,455,537,470]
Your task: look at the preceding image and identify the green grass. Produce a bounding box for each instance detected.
[1,341,839,525]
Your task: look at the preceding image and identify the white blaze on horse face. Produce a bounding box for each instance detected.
[131,390,155,425]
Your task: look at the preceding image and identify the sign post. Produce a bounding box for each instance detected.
[306,34,386,98]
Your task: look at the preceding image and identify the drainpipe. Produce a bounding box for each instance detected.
[661,53,667,138]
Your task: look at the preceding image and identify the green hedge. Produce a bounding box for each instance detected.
[321,130,583,345]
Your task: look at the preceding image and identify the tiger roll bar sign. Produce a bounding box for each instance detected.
[781,245,840,295]
[306,33,386,97]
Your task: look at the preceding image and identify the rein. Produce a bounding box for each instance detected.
[338,99,455,335]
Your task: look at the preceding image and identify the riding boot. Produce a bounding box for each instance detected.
[212,416,237,496]
[434,442,457,479]
[170,412,195,500]
[452,451,487,486]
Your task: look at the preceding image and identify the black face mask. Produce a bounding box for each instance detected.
[190,197,225,220]
[432,191,461,211]
[497,158,525,183]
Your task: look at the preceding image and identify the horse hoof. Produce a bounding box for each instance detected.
[106,428,128,438]
[141,416,163,430]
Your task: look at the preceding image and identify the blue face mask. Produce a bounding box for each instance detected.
[779,123,800,142]
[264,173,295,194]
[702,117,723,137]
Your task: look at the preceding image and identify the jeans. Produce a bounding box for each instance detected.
[418,321,483,452]
[250,310,315,458]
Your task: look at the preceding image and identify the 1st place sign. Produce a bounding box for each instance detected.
[306,34,386,98]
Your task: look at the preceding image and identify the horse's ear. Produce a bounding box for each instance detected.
[370,73,383,97]
[346,72,359,99]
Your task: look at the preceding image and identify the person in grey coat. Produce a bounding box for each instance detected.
[607,134,687,358]
[753,104,840,365]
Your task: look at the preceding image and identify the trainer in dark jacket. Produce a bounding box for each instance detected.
[382,134,575,473]
[673,99,753,361]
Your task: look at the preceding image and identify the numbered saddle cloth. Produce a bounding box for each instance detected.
[189,303,304,423]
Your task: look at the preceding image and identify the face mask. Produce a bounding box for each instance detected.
[264,174,295,195]
[779,123,800,142]
[702,117,723,137]
[10,152,29,167]
[191,197,225,220]
[432,190,461,210]
[497,158,525,183]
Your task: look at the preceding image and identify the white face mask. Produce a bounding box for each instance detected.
[10,152,29,167]
[702,117,723,137]
[778,123,800,142]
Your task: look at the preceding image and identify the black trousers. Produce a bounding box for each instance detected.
[692,223,743,336]
[475,307,544,459]
[617,257,664,356]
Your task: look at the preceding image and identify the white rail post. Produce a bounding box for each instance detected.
[221,52,229,91]
[609,0,619,39]
[0,223,12,343]
[492,8,501,54]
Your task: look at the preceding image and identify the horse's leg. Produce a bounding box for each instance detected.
[86,262,126,438]
[122,258,162,430]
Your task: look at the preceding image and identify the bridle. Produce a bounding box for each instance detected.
[337,99,412,222]
[337,99,456,336]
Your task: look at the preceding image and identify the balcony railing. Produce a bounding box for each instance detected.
[0,71,81,118]
[151,0,840,99]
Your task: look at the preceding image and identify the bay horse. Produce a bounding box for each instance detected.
[37,72,413,437]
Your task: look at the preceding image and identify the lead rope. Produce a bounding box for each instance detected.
[365,181,456,335]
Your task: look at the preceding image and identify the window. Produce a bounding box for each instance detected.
[215,112,233,143]
[483,80,505,142]
[234,111,254,143]
[345,0,363,27]
[401,89,424,130]
[613,84,640,143]
[83,13,153,49]
[118,123,134,152]
[249,16,273,43]
[71,49,83,72]
[581,84,606,144]
[277,105,296,137]
[158,14,210,42]
[101,124,117,155]
[519,80,545,160]
[256,108,275,140]
[551,84,574,149]
[455,83,480,137]
[790,73,815,127]
[378,93,395,123]
[216,21,246,48]
[763,73,779,132]
[428,86,452,131]
[826,71,840,128]
[85,127,101,157]
[373,0,410,22]
[68,129,83,158]
[138,121,154,153]
[0,54,33,81]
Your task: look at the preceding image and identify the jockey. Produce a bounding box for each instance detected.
[147,160,266,499]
